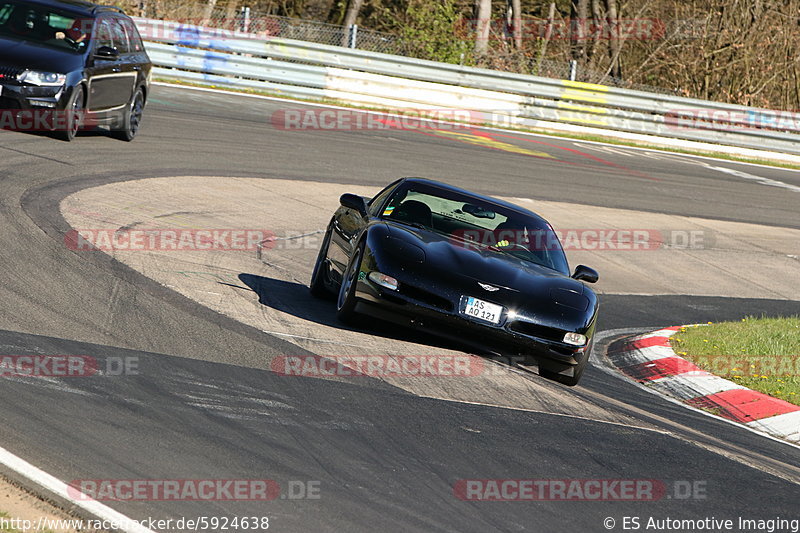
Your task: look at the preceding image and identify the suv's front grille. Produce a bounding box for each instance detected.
[0,65,24,79]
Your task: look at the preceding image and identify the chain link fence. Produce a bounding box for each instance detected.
[132,2,674,94]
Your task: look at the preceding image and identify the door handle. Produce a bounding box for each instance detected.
[111,68,121,73]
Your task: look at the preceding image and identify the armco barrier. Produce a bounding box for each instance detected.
[134,17,800,155]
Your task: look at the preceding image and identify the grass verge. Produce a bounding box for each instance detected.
[670,316,800,406]
[155,77,800,171]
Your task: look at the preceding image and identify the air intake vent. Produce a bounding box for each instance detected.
[508,321,565,342]
[0,66,24,78]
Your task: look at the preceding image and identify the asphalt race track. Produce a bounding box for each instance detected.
[1,84,799,532]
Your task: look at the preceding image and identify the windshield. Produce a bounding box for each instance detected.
[0,1,91,52]
[380,183,570,275]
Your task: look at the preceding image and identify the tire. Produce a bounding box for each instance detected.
[309,225,334,298]
[336,240,364,324]
[59,85,84,142]
[115,87,145,141]
[539,340,592,387]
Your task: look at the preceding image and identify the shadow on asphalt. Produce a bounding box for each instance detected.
[237,272,469,353]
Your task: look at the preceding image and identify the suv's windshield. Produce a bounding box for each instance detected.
[381,183,570,275]
[0,1,91,52]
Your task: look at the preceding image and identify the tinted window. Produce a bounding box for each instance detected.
[0,1,91,52]
[119,17,143,52]
[109,17,129,53]
[368,180,401,216]
[383,183,571,274]
[95,18,112,48]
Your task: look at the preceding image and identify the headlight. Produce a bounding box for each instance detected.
[18,70,66,87]
[563,332,587,346]
[368,271,399,290]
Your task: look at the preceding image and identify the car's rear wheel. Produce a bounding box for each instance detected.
[336,241,364,324]
[539,341,592,386]
[115,87,145,142]
[309,224,334,298]
[59,85,84,142]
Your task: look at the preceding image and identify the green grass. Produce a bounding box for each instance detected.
[154,77,800,171]
[671,316,800,406]
[0,512,19,533]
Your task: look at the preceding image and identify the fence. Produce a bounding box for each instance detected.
[134,17,800,156]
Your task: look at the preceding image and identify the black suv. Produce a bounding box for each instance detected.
[0,0,151,141]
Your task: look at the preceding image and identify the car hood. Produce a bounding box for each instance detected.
[383,223,593,311]
[0,36,84,73]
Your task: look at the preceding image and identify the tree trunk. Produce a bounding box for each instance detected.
[605,0,621,78]
[570,0,589,64]
[535,1,556,75]
[201,0,217,27]
[341,0,364,47]
[588,0,603,60]
[474,0,491,55]
[510,0,522,49]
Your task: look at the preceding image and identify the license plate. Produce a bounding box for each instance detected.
[461,296,503,324]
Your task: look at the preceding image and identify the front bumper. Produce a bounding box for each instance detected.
[353,279,590,367]
[0,82,66,110]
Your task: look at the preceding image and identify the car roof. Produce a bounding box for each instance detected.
[399,177,551,225]
[9,0,125,17]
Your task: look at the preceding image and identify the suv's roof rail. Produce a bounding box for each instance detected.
[91,5,124,14]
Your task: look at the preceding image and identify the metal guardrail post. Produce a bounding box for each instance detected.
[348,24,358,49]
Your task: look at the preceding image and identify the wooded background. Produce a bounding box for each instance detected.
[129,0,800,110]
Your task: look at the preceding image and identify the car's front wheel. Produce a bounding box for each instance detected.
[336,241,364,324]
[115,87,145,141]
[309,224,334,298]
[59,85,84,142]
[539,341,592,386]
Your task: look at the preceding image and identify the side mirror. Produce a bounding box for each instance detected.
[95,45,119,59]
[339,193,367,217]
[571,265,599,283]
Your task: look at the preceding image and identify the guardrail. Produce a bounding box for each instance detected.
[134,17,800,155]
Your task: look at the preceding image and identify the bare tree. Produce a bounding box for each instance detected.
[570,0,589,66]
[508,0,522,49]
[474,0,491,55]
[605,0,621,78]
[200,0,217,27]
[341,0,364,46]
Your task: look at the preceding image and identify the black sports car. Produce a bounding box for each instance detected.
[310,178,600,386]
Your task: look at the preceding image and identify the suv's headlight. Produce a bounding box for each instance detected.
[18,70,66,87]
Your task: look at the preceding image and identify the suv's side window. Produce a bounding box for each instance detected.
[95,18,112,49]
[119,18,142,52]
[109,17,129,53]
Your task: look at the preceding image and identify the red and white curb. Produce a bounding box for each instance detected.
[608,326,800,443]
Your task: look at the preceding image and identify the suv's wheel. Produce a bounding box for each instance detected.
[59,85,84,142]
[115,87,145,141]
